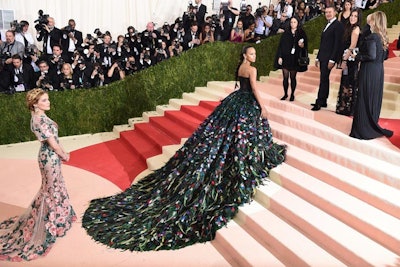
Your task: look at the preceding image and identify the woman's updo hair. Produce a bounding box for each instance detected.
[26,88,46,111]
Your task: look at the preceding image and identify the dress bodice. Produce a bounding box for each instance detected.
[238,76,252,92]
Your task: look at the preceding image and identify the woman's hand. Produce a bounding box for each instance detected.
[278,57,283,65]
[261,108,268,119]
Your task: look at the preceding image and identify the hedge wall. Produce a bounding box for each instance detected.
[1,0,399,145]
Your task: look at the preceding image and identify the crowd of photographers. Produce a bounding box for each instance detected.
[0,0,386,93]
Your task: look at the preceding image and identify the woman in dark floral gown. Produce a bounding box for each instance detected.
[0,88,76,261]
[82,46,286,251]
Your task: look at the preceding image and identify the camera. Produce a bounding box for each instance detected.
[240,0,247,14]
[62,25,74,33]
[34,10,49,32]
[221,1,229,11]
[255,2,264,17]
[211,14,221,31]
[24,45,37,58]
[10,20,23,33]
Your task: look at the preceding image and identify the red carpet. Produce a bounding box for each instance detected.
[379,118,400,149]
[388,39,399,58]
[66,101,220,190]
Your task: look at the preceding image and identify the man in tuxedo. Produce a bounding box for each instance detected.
[35,60,60,90]
[183,22,200,51]
[0,30,25,66]
[61,19,83,63]
[36,17,62,60]
[195,0,207,30]
[311,6,344,111]
[9,54,36,92]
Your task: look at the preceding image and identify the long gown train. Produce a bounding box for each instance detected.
[82,77,286,251]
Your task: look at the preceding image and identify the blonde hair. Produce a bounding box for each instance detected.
[62,63,74,78]
[370,11,389,50]
[26,88,47,111]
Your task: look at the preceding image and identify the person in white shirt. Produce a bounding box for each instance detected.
[15,21,35,48]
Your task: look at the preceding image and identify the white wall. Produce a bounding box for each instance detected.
[0,0,277,42]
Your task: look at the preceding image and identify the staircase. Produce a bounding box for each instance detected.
[65,23,400,266]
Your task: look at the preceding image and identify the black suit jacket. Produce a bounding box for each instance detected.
[183,31,200,50]
[316,19,344,63]
[61,30,83,52]
[196,4,207,28]
[37,27,62,54]
[7,63,36,91]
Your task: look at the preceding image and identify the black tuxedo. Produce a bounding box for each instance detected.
[183,31,200,51]
[61,29,83,63]
[315,19,344,106]
[196,4,207,29]
[7,63,36,92]
[37,27,62,56]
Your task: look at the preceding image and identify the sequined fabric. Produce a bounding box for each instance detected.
[82,77,286,251]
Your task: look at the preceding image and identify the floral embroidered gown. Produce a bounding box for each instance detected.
[82,77,286,251]
[0,114,76,261]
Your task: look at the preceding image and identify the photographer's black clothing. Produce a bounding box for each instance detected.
[35,69,60,90]
[9,63,36,92]
[61,29,83,63]
[37,27,62,57]
[182,31,200,51]
[221,7,238,33]
[74,65,94,88]
[196,4,207,29]
[48,54,70,75]
[58,73,80,90]
[270,19,289,36]
[0,69,11,92]
[141,30,161,52]
[240,13,255,30]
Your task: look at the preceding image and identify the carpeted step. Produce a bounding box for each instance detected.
[211,220,285,266]
[198,100,221,110]
[235,201,346,267]
[133,123,177,150]
[149,116,194,143]
[270,163,400,255]
[180,104,216,121]
[68,139,146,190]
[164,110,203,132]
[120,130,162,162]
[255,181,399,266]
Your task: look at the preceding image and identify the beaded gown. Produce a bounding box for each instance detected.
[0,114,76,261]
[82,77,286,251]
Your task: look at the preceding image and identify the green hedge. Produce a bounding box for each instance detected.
[1,0,399,145]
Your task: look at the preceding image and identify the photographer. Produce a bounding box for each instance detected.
[168,38,183,57]
[183,22,200,50]
[275,0,294,19]
[75,59,94,88]
[195,0,207,30]
[239,5,255,30]
[138,47,153,70]
[9,54,35,92]
[254,6,273,39]
[154,40,170,64]
[90,62,105,87]
[14,20,35,48]
[35,60,60,90]
[0,30,25,66]
[270,11,290,36]
[36,16,62,59]
[61,19,83,63]
[107,60,125,83]
[48,44,69,75]
[115,35,131,62]
[123,55,139,76]
[59,63,79,90]
[141,22,161,53]
[97,32,115,73]
[220,0,240,39]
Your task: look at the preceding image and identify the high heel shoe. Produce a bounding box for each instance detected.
[289,95,295,101]
[280,95,288,100]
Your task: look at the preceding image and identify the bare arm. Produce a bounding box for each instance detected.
[249,67,268,118]
[46,136,69,161]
